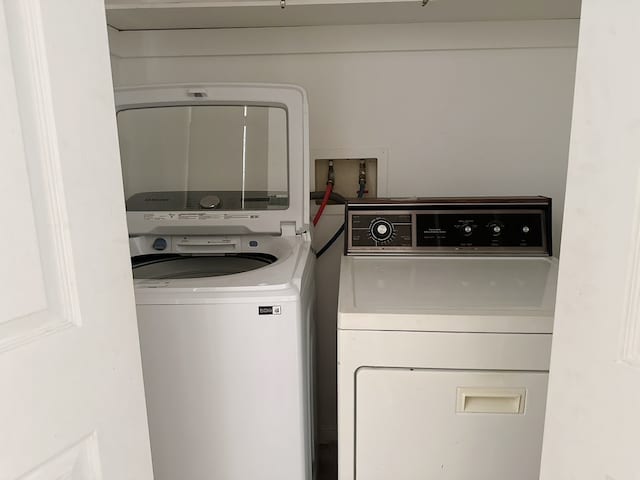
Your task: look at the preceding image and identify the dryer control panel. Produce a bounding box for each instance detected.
[345,197,552,256]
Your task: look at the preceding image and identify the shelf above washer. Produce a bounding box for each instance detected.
[105,0,581,31]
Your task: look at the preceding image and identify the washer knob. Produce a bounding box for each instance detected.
[152,238,168,251]
[370,219,394,242]
[493,225,501,234]
[199,195,221,209]
[464,225,473,234]
[522,226,530,234]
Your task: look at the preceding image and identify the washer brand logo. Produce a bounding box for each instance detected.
[258,305,282,315]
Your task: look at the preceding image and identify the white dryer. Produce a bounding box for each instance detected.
[337,197,558,480]
[115,84,315,480]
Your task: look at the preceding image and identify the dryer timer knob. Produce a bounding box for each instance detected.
[370,219,394,242]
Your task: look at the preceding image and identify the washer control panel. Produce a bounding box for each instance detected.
[346,197,552,256]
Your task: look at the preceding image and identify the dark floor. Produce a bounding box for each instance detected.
[317,442,338,480]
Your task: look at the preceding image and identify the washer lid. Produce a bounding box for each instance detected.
[338,256,559,333]
[115,83,310,236]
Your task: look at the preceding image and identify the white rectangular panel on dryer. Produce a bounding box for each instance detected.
[355,368,548,480]
[338,256,558,333]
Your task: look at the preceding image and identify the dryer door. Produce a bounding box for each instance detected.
[355,368,548,480]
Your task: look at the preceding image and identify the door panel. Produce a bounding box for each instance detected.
[540,1,640,479]
[621,216,640,368]
[0,0,72,349]
[0,0,153,478]
[18,434,101,480]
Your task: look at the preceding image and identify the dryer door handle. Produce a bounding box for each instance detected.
[456,387,526,414]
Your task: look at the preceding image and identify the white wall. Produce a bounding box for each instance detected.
[109,20,578,443]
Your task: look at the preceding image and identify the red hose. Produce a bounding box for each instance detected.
[313,183,333,226]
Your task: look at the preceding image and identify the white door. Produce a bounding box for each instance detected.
[540,1,640,479]
[0,1,153,479]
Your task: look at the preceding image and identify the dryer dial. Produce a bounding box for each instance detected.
[370,218,395,243]
[488,220,505,237]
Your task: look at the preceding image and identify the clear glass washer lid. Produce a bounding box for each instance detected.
[118,104,289,212]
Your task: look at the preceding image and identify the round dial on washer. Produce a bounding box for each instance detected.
[369,218,394,242]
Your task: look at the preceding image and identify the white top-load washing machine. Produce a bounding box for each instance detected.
[337,197,558,480]
[115,84,315,480]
